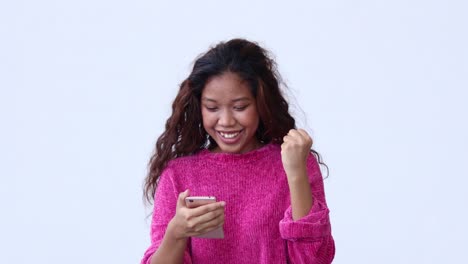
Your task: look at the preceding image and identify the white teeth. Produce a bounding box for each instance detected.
[219,131,239,138]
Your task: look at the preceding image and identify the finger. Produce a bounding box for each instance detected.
[283,129,297,142]
[296,129,313,144]
[189,201,226,217]
[287,129,303,140]
[198,214,225,233]
[185,207,224,232]
[189,207,224,229]
[283,134,300,146]
[296,129,309,138]
[190,223,223,237]
[287,129,296,135]
[177,189,190,208]
[189,213,225,234]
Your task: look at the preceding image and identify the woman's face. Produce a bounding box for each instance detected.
[201,72,260,154]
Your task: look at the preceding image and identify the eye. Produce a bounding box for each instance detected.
[204,106,218,112]
[234,105,248,111]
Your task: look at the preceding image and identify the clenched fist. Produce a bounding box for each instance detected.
[281,129,313,177]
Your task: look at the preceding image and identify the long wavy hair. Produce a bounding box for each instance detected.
[144,38,327,204]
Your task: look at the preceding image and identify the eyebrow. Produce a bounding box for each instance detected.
[201,97,251,103]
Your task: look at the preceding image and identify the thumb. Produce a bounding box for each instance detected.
[177,189,190,208]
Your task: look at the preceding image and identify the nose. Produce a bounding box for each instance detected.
[218,110,236,127]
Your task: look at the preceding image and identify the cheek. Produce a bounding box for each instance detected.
[201,110,215,129]
[240,109,260,127]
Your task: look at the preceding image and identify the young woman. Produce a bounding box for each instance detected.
[141,38,335,264]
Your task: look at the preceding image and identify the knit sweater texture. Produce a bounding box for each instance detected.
[141,143,335,264]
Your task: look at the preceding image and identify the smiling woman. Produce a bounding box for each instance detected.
[141,38,334,264]
[201,72,261,154]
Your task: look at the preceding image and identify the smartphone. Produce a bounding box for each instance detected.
[185,196,217,208]
[185,196,224,239]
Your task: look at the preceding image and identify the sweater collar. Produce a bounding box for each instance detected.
[198,143,279,164]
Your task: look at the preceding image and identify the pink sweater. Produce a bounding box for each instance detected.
[141,143,335,264]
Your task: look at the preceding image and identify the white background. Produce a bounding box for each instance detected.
[1,0,467,263]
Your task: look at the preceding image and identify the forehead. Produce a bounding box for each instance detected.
[201,72,254,102]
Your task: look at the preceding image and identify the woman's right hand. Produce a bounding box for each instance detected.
[167,190,225,240]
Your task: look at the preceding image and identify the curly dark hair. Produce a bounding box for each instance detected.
[144,38,327,203]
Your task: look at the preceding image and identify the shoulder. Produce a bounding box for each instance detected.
[161,150,207,177]
[167,151,205,167]
[156,151,206,191]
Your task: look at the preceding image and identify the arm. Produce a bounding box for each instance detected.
[285,164,313,221]
[282,129,315,220]
[140,168,192,264]
[149,207,190,264]
[149,190,225,264]
[281,154,335,263]
[280,129,335,263]
[150,232,188,264]
[141,167,225,264]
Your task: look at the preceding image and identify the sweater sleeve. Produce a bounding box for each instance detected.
[140,166,192,264]
[279,154,335,264]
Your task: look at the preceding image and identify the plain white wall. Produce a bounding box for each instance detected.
[1,0,467,263]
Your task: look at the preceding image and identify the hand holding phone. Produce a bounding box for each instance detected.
[169,191,225,240]
[184,196,225,239]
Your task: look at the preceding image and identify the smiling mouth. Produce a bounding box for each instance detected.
[218,131,241,139]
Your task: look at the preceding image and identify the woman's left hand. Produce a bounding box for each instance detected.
[281,129,313,177]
